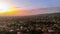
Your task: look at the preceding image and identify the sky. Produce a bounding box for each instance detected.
[0,0,60,16]
[8,0,60,9]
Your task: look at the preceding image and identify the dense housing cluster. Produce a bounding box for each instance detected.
[0,16,60,34]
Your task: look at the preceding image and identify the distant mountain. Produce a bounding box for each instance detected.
[36,12,60,17]
[25,7,60,17]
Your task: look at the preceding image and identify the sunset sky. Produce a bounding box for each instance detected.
[0,0,60,16]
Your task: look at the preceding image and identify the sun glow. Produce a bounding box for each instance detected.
[0,3,9,12]
[0,3,16,14]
